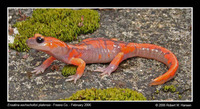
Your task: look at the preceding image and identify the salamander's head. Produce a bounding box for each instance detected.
[26,33,67,52]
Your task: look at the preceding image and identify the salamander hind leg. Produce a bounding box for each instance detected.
[94,64,117,76]
[94,52,124,77]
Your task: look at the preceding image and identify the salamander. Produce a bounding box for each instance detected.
[26,33,179,86]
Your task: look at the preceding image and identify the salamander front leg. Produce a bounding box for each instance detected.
[65,57,86,84]
[32,56,56,75]
[94,52,124,76]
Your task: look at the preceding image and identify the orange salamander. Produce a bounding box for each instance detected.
[26,33,179,86]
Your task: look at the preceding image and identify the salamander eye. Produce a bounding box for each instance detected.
[36,37,44,43]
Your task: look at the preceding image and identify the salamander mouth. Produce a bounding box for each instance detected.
[26,39,43,50]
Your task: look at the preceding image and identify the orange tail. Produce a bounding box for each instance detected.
[149,55,179,86]
[132,43,179,86]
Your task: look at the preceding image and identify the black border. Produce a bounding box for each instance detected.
[2,0,199,108]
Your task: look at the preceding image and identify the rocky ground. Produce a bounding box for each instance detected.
[8,8,192,101]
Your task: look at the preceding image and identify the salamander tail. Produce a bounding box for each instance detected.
[149,57,179,86]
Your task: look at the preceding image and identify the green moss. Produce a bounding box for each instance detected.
[155,89,160,94]
[152,85,183,100]
[9,9,100,52]
[61,87,147,101]
[178,95,182,99]
[162,85,176,93]
[9,34,30,52]
[62,65,77,77]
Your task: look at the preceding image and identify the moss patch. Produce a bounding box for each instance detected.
[61,87,147,101]
[62,65,77,77]
[9,34,29,52]
[153,85,183,100]
[162,85,176,93]
[9,9,100,52]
